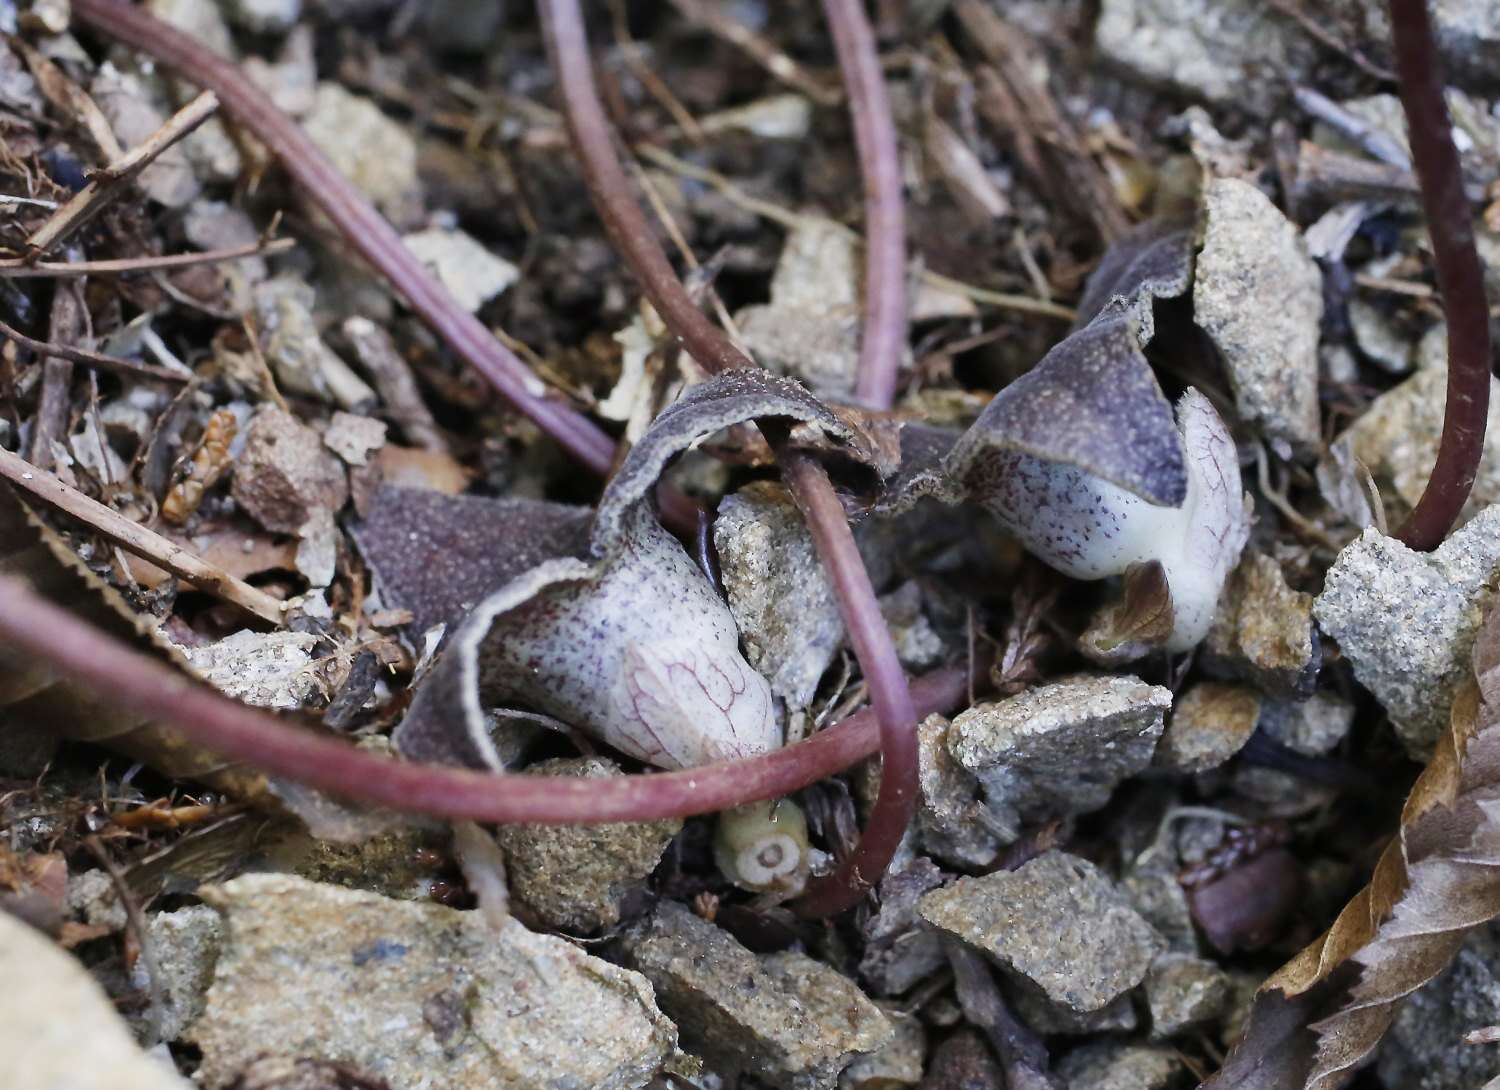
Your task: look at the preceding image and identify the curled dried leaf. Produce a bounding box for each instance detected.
[1219,600,1500,1088]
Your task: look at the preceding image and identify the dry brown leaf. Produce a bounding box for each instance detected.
[1212,599,1500,1088]
[0,483,269,800]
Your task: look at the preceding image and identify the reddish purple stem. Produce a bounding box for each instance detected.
[538,0,917,914]
[821,0,908,411]
[0,574,967,824]
[1389,0,1492,551]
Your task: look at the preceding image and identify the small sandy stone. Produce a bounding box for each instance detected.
[323,412,388,467]
[147,0,236,56]
[191,874,674,1090]
[619,902,892,1089]
[917,851,1166,1013]
[496,757,681,934]
[715,482,843,712]
[879,582,947,671]
[1258,691,1355,756]
[1056,1041,1182,1090]
[67,868,126,932]
[0,910,192,1090]
[134,906,222,1042]
[736,219,863,397]
[184,630,321,709]
[402,228,519,313]
[1156,682,1261,773]
[232,405,349,534]
[839,1009,924,1088]
[1203,550,1319,696]
[1145,953,1231,1039]
[1314,505,1500,755]
[1194,177,1322,454]
[915,714,1002,869]
[92,68,201,208]
[1338,324,1500,528]
[948,676,1171,841]
[303,83,421,221]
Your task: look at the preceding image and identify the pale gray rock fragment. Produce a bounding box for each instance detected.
[0,910,192,1090]
[302,83,421,223]
[1193,177,1322,454]
[402,227,519,313]
[1314,506,1500,755]
[917,852,1166,1013]
[1056,1041,1182,1090]
[1202,550,1319,697]
[879,582,947,671]
[1095,0,1316,116]
[1258,691,1355,756]
[915,714,1002,869]
[619,902,891,1089]
[495,757,681,934]
[1337,324,1500,528]
[715,482,843,712]
[839,1009,924,1088]
[858,856,949,998]
[190,874,674,1090]
[133,906,222,1042]
[1145,953,1231,1039]
[736,219,863,397]
[948,676,1170,839]
[184,630,321,709]
[92,67,201,208]
[323,411,388,467]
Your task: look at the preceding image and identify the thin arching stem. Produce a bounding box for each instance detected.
[1389,0,1492,551]
[71,0,616,479]
[539,0,918,914]
[0,574,969,824]
[821,0,908,411]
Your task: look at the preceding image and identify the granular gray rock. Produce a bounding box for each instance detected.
[495,757,681,934]
[948,676,1170,840]
[1258,692,1355,757]
[1337,325,1500,528]
[1202,550,1319,697]
[619,901,891,1089]
[132,906,222,1042]
[839,1008,924,1088]
[715,482,843,713]
[1314,505,1500,756]
[915,714,1002,869]
[1096,0,1316,116]
[1145,953,1231,1039]
[1010,988,1138,1036]
[302,83,421,224]
[917,851,1166,1013]
[1193,178,1323,454]
[190,874,674,1090]
[1056,1041,1183,1090]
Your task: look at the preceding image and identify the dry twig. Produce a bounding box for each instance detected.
[26,91,220,256]
[0,447,285,625]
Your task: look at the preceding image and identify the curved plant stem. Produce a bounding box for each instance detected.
[538,0,748,375]
[0,574,969,824]
[539,0,918,914]
[1390,0,1492,551]
[783,454,918,916]
[71,0,617,479]
[821,0,907,411]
